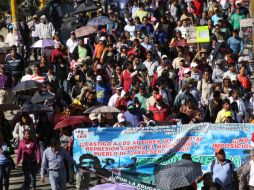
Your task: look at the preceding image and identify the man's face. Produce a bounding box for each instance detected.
[79,39,84,46]
[81,158,95,167]
[52,144,60,152]
[134,58,139,65]
[203,72,209,81]
[229,65,235,72]
[233,32,238,37]
[216,150,226,161]
[11,49,17,57]
[152,90,158,98]
[223,103,230,110]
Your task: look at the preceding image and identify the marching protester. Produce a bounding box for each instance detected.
[16,130,40,190]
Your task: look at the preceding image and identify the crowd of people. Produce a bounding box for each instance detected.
[0,0,254,189]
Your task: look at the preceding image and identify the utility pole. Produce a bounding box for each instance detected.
[40,0,46,9]
[11,0,20,49]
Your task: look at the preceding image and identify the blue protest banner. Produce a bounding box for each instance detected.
[73,123,254,189]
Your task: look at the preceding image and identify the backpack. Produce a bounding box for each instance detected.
[210,159,234,175]
[210,159,236,188]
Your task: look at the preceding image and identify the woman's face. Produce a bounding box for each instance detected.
[240,67,245,75]
[22,116,27,123]
[24,131,31,140]
[116,67,121,74]
[223,79,230,87]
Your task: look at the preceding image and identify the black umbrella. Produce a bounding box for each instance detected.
[12,80,42,92]
[155,159,202,190]
[31,92,55,104]
[19,104,53,113]
[0,104,20,112]
[71,2,99,16]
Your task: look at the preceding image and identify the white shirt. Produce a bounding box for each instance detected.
[21,74,32,82]
[66,38,78,54]
[108,91,125,107]
[5,33,16,46]
[31,22,40,38]
[249,160,254,186]
[124,25,136,36]
[143,60,158,76]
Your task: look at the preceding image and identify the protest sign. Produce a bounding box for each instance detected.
[186,26,210,43]
[240,18,254,46]
[196,26,210,43]
[186,27,196,43]
[73,123,253,189]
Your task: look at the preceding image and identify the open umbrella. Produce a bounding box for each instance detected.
[0,104,20,112]
[31,92,55,104]
[90,183,135,190]
[84,106,120,113]
[12,80,42,92]
[155,159,202,190]
[71,2,99,15]
[54,116,90,130]
[30,39,55,48]
[75,25,97,38]
[19,104,53,113]
[87,16,112,26]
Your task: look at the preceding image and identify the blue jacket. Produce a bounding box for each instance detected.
[124,109,143,127]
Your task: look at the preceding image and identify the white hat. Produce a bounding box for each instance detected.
[89,113,98,120]
[40,15,46,20]
[190,62,198,68]
[96,75,102,81]
[184,68,191,74]
[117,113,126,123]
[161,55,168,59]
[236,0,241,4]
[238,56,247,62]
[99,36,106,41]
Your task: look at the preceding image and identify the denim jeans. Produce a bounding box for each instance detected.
[0,163,11,190]
[22,161,37,190]
[49,169,66,190]
[38,141,45,160]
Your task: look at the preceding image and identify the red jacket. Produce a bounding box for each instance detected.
[120,69,133,92]
[16,140,40,164]
[238,74,251,91]
[149,104,170,123]
[193,0,203,16]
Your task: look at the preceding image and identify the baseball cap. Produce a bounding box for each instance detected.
[190,62,198,68]
[161,55,168,60]
[155,94,163,101]
[117,113,126,123]
[115,84,123,90]
[96,75,102,81]
[184,68,191,74]
[238,56,247,63]
[224,111,232,118]
[215,147,224,154]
